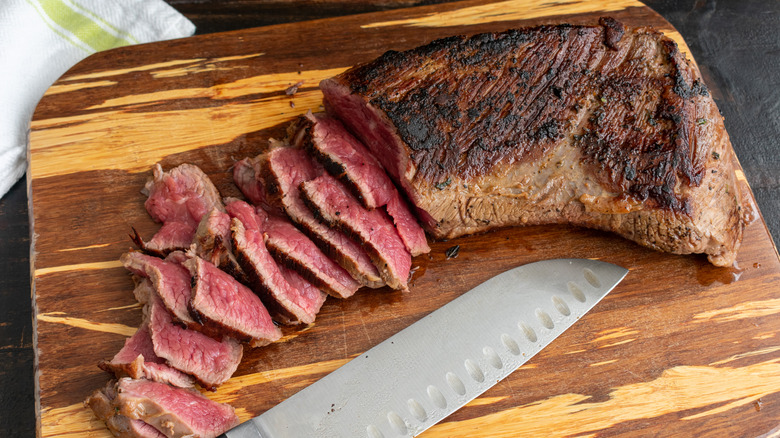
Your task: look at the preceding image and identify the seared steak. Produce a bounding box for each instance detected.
[99,317,194,389]
[264,211,362,298]
[320,19,752,266]
[233,157,266,205]
[193,207,248,284]
[134,163,224,255]
[121,252,196,326]
[227,196,362,299]
[184,255,282,347]
[231,164,363,299]
[227,200,327,325]
[259,146,384,287]
[301,112,395,209]
[147,293,242,390]
[85,382,166,438]
[297,112,430,256]
[86,378,239,438]
[301,174,412,291]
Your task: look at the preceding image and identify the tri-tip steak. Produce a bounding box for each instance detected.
[320,18,752,266]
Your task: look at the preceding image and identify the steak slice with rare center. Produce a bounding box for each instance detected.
[98,303,195,389]
[225,197,361,299]
[121,252,196,326]
[300,174,412,291]
[147,293,242,390]
[320,19,753,267]
[133,163,224,256]
[227,200,326,325]
[258,146,384,287]
[85,378,239,438]
[232,159,364,298]
[264,210,362,299]
[184,255,282,347]
[298,112,430,257]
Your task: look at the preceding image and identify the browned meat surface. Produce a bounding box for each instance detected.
[85,382,166,438]
[320,18,753,266]
[192,208,248,285]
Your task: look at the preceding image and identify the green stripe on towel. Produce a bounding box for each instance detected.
[37,0,134,52]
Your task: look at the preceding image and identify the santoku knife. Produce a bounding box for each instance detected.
[221,258,628,438]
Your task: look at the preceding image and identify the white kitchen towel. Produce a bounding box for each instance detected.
[0,0,195,199]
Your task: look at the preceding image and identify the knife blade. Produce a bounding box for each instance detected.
[222,258,628,438]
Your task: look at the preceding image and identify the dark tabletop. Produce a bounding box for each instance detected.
[1,0,778,435]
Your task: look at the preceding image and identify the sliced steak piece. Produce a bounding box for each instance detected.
[259,146,384,288]
[134,163,224,255]
[85,383,166,438]
[299,112,430,256]
[86,378,239,438]
[302,112,395,209]
[301,174,411,291]
[264,211,361,299]
[121,252,195,326]
[281,266,327,316]
[225,198,360,298]
[184,255,282,347]
[385,191,430,257]
[192,208,248,284]
[320,20,753,267]
[131,222,196,258]
[227,200,326,325]
[147,293,242,390]
[99,316,195,388]
[233,157,265,205]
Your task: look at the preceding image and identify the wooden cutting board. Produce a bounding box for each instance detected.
[29,0,780,436]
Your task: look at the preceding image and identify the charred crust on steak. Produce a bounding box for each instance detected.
[335,20,716,215]
[299,190,379,274]
[265,243,343,297]
[129,227,170,258]
[599,16,625,49]
[308,147,367,206]
[231,245,300,324]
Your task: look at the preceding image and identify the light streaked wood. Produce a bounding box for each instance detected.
[30,91,323,179]
[428,359,780,437]
[61,58,232,81]
[37,313,136,337]
[34,260,123,277]
[692,298,780,322]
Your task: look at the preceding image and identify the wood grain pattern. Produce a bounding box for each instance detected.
[29,0,780,436]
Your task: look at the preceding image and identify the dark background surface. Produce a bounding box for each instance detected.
[1,0,778,435]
